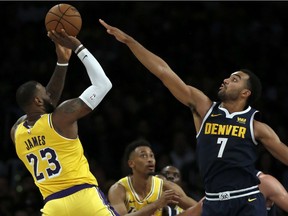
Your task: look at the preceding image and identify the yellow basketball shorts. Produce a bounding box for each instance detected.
[41,186,118,216]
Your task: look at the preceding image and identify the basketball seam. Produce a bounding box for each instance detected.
[55,4,71,33]
[46,12,81,31]
[45,4,82,35]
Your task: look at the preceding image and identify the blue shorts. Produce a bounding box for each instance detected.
[202,189,267,216]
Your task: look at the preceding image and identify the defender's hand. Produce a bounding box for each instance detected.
[99,19,132,44]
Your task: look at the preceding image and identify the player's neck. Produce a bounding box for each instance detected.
[220,101,247,113]
[26,112,43,126]
[130,175,152,198]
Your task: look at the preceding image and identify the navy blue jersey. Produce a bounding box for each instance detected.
[196,102,260,192]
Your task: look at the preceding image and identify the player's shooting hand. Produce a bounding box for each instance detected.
[55,43,72,63]
[99,19,132,44]
[48,29,81,52]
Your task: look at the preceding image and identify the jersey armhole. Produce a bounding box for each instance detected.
[196,102,217,138]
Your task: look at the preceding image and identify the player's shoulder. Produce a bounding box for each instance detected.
[10,115,27,144]
[108,180,126,200]
[14,115,27,126]
[110,180,126,192]
[162,178,177,190]
[253,119,274,139]
[11,115,27,133]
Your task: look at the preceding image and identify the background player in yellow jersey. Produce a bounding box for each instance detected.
[107,139,197,216]
[10,28,119,216]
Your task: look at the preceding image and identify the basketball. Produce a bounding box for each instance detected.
[45,4,82,36]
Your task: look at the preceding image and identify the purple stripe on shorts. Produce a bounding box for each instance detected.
[96,187,120,216]
[44,183,95,204]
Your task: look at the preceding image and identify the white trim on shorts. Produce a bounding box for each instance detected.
[205,185,260,201]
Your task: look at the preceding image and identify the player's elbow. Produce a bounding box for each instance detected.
[157,65,171,80]
[106,79,112,92]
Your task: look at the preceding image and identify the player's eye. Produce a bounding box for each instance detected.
[140,154,147,158]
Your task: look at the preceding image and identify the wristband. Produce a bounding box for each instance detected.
[56,62,69,66]
[74,44,84,54]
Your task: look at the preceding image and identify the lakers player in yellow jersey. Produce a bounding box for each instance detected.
[10,28,118,216]
[117,175,164,216]
[108,139,197,216]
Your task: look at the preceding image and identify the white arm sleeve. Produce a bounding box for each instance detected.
[78,48,112,110]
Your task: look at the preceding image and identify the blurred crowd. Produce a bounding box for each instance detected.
[1,2,288,215]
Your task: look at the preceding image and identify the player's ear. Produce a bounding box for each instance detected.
[242,89,251,98]
[34,97,43,105]
[128,159,135,168]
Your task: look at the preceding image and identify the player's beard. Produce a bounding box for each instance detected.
[43,99,55,113]
[217,90,226,101]
[218,89,239,102]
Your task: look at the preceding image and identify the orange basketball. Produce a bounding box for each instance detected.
[45,4,82,36]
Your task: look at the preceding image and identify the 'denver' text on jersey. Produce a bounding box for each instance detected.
[204,122,246,138]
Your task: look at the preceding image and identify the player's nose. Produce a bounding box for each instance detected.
[166,174,174,181]
[223,78,229,85]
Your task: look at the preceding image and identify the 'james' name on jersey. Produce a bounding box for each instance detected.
[24,135,46,150]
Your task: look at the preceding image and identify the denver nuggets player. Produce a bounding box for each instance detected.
[100,19,288,216]
[10,29,118,216]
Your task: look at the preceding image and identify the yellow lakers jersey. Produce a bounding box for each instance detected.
[119,176,163,216]
[14,114,98,199]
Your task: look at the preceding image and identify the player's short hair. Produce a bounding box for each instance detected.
[124,138,152,162]
[16,81,39,111]
[240,69,262,105]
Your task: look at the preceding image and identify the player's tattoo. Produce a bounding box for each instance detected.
[61,98,87,114]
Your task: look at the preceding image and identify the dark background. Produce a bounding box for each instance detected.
[1,1,288,215]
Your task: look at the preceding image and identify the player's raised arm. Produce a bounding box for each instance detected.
[47,29,112,138]
[46,42,72,107]
[12,6,117,215]
[99,19,212,120]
